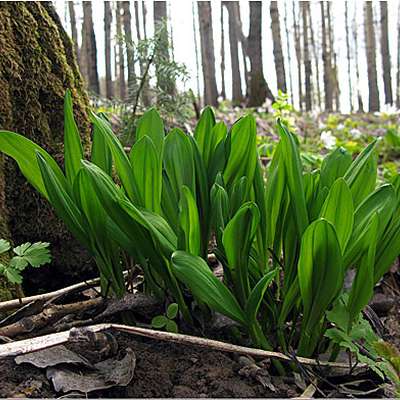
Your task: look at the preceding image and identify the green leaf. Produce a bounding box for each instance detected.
[0,131,66,200]
[298,219,344,356]
[165,319,178,333]
[171,251,246,325]
[152,315,168,329]
[91,116,112,175]
[320,147,352,190]
[319,178,354,251]
[245,269,276,325]
[12,241,51,268]
[277,120,309,238]
[178,186,201,256]
[223,115,257,194]
[130,135,162,213]
[5,268,22,284]
[194,106,216,168]
[64,89,83,185]
[210,182,229,244]
[9,256,28,271]
[347,213,379,326]
[344,140,378,207]
[0,239,11,254]
[136,108,165,155]
[167,303,179,319]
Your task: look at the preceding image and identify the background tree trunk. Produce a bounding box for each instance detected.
[284,1,294,105]
[122,1,135,100]
[247,1,273,106]
[293,3,303,110]
[192,2,201,103]
[197,1,218,107]
[364,1,380,112]
[220,2,226,100]
[308,5,321,109]
[320,1,332,111]
[223,1,242,105]
[380,1,393,105]
[68,1,79,64]
[301,1,312,111]
[0,2,92,299]
[327,3,339,111]
[104,1,113,99]
[270,1,287,93]
[345,2,353,112]
[353,3,364,112]
[397,1,400,109]
[81,1,100,94]
[116,1,126,100]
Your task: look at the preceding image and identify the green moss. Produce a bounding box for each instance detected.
[0,3,95,294]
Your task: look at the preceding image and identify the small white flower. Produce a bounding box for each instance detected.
[349,128,362,140]
[257,107,264,113]
[337,123,344,130]
[320,130,337,150]
[319,122,326,130]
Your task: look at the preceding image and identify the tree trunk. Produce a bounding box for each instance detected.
[0,2,92,299]
[308,4,321,109]
[192,2,201,103]
[68,1,79,64]
[142,1,147,40]
[364,1,380,112]
[380,1,393,105]
[293,3,303,110]
[81,1,100,94]
[284,1,294,105]
[235,5,249,96]
[320,1,332,111]
[247,1,273,106]
[301,1,312,111]
[116,1,126,100]
[122,1,135,100]
[353,4,364,112]
[345,2,353,112]
[104,1,113,99]
[270,1,287,93]
[223,1,242,105]
[327,3,339,111]
[220,2,226,100]
[197,1,218,107]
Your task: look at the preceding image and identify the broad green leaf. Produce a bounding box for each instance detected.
[194,106,216,168]
[320,178,354,251]
[344,140,378,207]
[210,182,229,244]
[0,239,11,254]
[64,89,83,185]
[166,319,178,333]
[0,131,66,200]
[136,108,164,154]
[207,122,227,183]
[223,115,257,194]
[179,186,201,256]
[347,213,378,326]
[245,269,276,325]
[298,219,343,355]
[90,112,138,202]
[152,315,168,328]
[277,120,309,237]
[320,147,352,190]
[91,117,112,175]
[171,251,246,325]
[167,303,179,319]
[222,202,260,305]
[12,241,51,267]
[130,135,162,213]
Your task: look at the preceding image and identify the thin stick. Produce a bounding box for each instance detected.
[0,271,128,313]
[0,323,366,371]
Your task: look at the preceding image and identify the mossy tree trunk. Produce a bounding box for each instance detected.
[0,2,93,299]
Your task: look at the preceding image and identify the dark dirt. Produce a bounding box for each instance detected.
[0,333,296,398]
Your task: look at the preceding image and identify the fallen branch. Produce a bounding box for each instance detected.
[0,323,366,371]
[0,271,129,313]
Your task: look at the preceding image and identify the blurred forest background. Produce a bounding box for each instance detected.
[58,0,400,114]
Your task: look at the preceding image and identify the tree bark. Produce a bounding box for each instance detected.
[116,1,126,100]
[353,4,364,112]
[81,1,100,94]
[68,1,79,64]
[380,1,393,105]
[0,2,92,299]
[327,3,339,111]
[223,1,242,105]
[364,1,380,112]
[270,1,287,93]
[308,4,321,109]
[397,1,400,109]
[320,1,332,111]
[301,2,312,111]
[283,1,294,105]
[293,3,303,110]
[142,1,147,40]
[220,2,226,100]
[345,2,353,112]
[122,1,135,100]
[247,1,273,106]
[197,1,218,107]
[104,1,113,99]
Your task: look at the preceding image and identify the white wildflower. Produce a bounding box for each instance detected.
[320,130,337,150]
[349,128,362,140]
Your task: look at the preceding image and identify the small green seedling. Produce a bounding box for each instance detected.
[151,303,179,333]
[0,239,51,284]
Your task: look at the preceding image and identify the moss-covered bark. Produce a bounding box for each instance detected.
[0,2,94,298]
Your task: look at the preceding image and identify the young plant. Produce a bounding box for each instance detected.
[0,239,51,284]
[151,303,179,333]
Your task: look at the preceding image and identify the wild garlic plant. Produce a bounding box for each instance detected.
[0,91,399,363]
